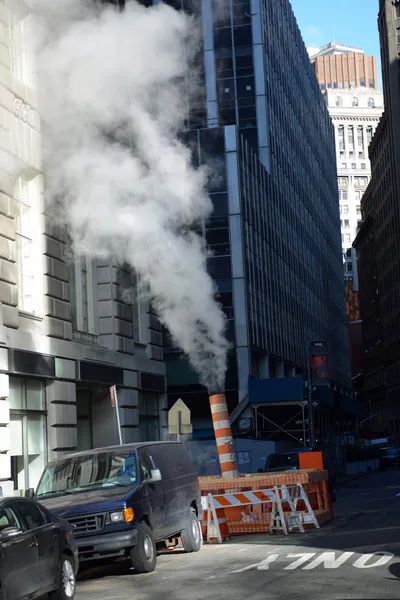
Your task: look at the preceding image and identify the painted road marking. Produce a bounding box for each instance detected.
[229,551,395,573]
[302,552,354,570]
[353,552,394,569]
[284,554,316,570]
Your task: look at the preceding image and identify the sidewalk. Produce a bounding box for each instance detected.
[337,468,378,487]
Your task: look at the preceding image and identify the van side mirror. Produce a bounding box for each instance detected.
[25,488,34,499]
[0,526,22,540]
[146,469,162,484]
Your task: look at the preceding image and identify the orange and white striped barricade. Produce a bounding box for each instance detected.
[202,486,302,542]
[201,494,230,543]
[285,483,320,531]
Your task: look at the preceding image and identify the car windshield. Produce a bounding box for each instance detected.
[265,452,300,470]
[36,451,138,497]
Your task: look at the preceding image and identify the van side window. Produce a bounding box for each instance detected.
[139,450,157,480]
[151,445,195,479]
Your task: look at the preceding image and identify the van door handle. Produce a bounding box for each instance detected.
[30,541,38,548]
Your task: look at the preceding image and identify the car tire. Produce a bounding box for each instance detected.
[49,554,76,600]
[181,510,202,553]
[130,522,157,573]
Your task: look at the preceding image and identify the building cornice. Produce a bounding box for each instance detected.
[330,115,382,123]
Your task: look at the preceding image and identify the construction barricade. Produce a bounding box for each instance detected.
[202,483,320,543]
[199,469,332,542]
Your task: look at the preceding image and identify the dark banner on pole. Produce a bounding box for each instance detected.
[310,341,329,386]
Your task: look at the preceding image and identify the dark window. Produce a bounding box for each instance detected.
[232,1,251,25]
[139,450,158,480]
[206,228,230,245]
[219,107,236,125]
[217,78,235,101]
[239,105,257,126]
[207,256,232,279]
[199,129,225,156]
[240,127,258,149]
[233,26,252,47]
[0,505,23,532]
[215,57,234,79]
[217,292,233,308]
[210,193,228,216]
[214,27,232,50]
[150,444,195,479]
[207,158,227,192]
[207,217,229,230]
[236,76,255,97]
[226,320,235,343]
[16,500,46,530]
[235,54,253,76]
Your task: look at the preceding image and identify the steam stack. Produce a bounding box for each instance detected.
[209,393,238,478]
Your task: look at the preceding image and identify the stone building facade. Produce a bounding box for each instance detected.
[0,1,166,495]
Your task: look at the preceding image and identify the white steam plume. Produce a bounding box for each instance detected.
[27,0,229,390]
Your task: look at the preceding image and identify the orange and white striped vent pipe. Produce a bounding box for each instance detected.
[209,393,238,478]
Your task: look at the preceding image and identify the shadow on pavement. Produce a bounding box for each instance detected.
[77,548,187,582]
[76,470,400,586]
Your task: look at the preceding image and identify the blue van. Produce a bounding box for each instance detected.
[27,442,203,573]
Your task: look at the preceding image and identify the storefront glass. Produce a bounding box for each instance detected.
[9,377,47,492]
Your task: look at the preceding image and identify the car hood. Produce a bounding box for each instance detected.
[39,486,138,518]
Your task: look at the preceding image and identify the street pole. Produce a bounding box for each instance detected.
[306,341,316,447]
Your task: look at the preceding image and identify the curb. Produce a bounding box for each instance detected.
[337,469,379,487]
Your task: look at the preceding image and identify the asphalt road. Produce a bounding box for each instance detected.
[74,470,400,600]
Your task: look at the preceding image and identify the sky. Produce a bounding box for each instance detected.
[290,0,382,88]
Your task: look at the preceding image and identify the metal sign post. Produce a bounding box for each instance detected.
[110,385,123,445]
[168,398,192,441]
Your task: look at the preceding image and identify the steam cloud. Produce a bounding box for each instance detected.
[26,0,229,390]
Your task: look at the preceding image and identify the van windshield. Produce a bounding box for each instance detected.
[36,451,138,497]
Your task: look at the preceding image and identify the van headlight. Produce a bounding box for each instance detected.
[108,508,134,523]
[109,511,124,523]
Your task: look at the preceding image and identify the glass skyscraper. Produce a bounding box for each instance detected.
[152,0,356,442]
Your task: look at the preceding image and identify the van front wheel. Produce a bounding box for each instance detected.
[181,510,202,553]
[130,523,157,573]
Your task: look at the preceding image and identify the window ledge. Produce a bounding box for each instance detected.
[134,341,147,348]
[18,311,43,322]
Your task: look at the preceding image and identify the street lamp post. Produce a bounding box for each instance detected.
[306,319,362,447]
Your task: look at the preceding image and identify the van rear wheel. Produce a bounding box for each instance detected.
[181,510,202,553]
[130,523,157,573]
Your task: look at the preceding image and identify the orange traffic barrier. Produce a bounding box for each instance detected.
[199,469,333,540]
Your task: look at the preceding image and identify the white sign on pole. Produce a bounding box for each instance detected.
[168,398,192,441]
[110,385,123,445]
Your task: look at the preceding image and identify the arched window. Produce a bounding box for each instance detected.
[335,96,343,107]
[352,97,359,106]
[368,97,375,108]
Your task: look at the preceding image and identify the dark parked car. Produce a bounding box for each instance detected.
[29,441,203,573]
[261,446,337,502]
[379,447,399,469]
[0,496,78,600]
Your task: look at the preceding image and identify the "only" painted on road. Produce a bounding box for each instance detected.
[230,551,395,572]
